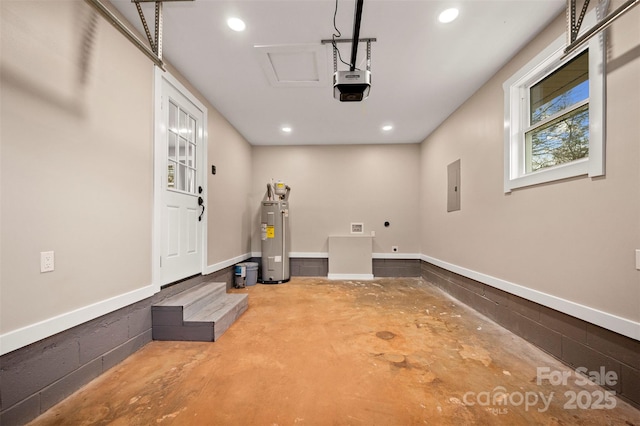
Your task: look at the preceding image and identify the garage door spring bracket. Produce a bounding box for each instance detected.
[133,0,164,59]
[564,0,639,56]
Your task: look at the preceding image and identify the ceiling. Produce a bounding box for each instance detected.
[110,0,565,146]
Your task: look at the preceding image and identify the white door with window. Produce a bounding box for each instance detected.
[154,70,207,286]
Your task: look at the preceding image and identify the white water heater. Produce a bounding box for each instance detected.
[260,181,290,283]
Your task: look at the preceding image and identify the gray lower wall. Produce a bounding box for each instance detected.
[274,257,422,278]
[0,267,234,426]
[421,261,640,410]
[4,260,637,425]
[290,257,328,277]
[373,259,421,277]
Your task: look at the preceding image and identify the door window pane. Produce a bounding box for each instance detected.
[168,132,176,160]
[179,109,188,138]
[188,142,195,168]
[178,137,187,165]
[166,100,198,194]
[167,161,175,189]
[177,163,186,191]
[189,116,196,143]
[169,101,178,133]
[186,168,195,193]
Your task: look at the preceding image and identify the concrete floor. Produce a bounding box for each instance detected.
[30,277,639,425]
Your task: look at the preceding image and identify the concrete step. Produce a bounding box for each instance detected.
[152,281,248,342]
[186,293,249,341]
[154,281,227,318]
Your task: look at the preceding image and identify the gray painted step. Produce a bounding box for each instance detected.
[154,281,227,318]
[152,281,248,342]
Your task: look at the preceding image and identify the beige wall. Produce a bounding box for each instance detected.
[419,4,640,322]
[251,144,421,255]
[0,1,253,345]
[2,0,636,353]
[206,106,253,265]
[163,64,254,267]
[1,0,154,334]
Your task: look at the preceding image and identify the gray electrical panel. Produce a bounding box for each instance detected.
[260,183,291,283]
[447,159,461,212]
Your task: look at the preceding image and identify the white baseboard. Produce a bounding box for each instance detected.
[372,252,421,259]
[253,252,421,259]
[1,252,254,356]
[0,284,156,356]
[205,252,252,274]
[7,251,634,356]
[421,254,640,341]
[289,252,329,258]
[327,273,374,280]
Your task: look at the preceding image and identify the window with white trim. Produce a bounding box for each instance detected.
[503,10,605,192]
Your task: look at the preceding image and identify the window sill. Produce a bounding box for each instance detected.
[505,159,589,192]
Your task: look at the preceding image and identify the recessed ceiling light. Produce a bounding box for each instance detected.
[382,125,393,131]
[281,126,292,133]
[438,8,459,24]
[227,17,246,32]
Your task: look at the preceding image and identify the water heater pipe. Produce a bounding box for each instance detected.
[281,209,287,280]
[266,183,273,201]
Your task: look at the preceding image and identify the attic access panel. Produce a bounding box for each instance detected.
[255,44,330,87]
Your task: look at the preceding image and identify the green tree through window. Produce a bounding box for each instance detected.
[525,51,589,173]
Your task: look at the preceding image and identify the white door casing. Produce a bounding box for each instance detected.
[154,69,207,288]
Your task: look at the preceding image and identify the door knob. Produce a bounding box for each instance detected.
[198,196,205,221]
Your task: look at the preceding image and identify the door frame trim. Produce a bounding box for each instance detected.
[153,68,208,291]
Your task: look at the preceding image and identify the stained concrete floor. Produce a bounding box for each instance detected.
[30,277,639,425]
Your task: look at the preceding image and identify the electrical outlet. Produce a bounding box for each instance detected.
[41,251,54,273]
[636,249,640,271]
[392,246,399,252]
